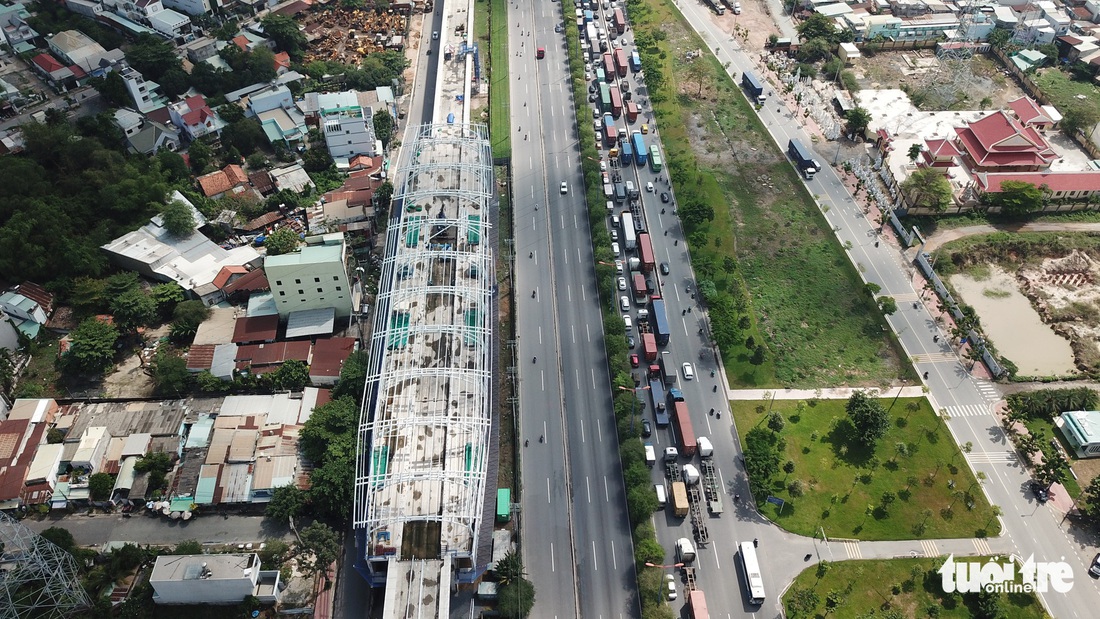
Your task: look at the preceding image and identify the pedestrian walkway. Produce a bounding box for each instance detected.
[831,536,1011,562]
[972,379,1001,403]
[727,386,927,401]
[944,403,993,418]
[919,221,1100,254]
[913,352,961,364]
[966,450,1019,465]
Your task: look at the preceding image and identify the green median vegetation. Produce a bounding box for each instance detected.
[732,395,1001,540]
[784,557,1048,619]
[624,0,907,388]
[482,0,511,159]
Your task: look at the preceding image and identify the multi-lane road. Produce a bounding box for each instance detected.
[512,2,639,618]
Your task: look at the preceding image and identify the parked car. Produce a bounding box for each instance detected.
[1030,481,1049,504]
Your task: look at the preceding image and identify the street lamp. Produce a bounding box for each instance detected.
[619,385,650,433]
[644,561,685,604]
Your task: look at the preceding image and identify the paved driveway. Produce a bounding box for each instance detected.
[22,512,292,547]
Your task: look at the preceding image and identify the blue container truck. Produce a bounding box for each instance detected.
[630,50,641,72]
[650,297,670,345]
[631,131,647,166]
[741,71,766,103]
[649,378,670,426]
[787,138,820,180]
[620,140,634,165]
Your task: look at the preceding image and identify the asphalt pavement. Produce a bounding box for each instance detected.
[22,512,290,547]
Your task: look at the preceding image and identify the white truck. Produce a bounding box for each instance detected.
[645,443,656,467]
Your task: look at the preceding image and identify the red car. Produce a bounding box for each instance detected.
[630,354,640,367]
[536,47,545,59]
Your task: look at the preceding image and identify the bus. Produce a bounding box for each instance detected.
[737,541,765,605]
[649,145,663,172]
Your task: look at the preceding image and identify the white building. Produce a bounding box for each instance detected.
[70,426,108,473]
[162,0,211,16]
[149,8,191,38]
[25,443,64,489]
[150,553,281,605]
[47,30,107,72]
[316,91,377,161]
[117,61,167,113]
[265,232,354,319]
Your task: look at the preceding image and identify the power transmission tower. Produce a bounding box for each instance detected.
[0,511,91,619]
[921,7,979,109]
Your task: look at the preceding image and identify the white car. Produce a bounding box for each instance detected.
[665,574,677,600]
[611,241,620,255]
[600,160,607,171]
[594,118,602,131]
[682,362,694,380]
[617,276,627,290]
[623,315,633,330]
[610,228,619,241]
[560,181,569,194]
[620,296,630,311]
[615,260,624,274]
[646,181,654,193]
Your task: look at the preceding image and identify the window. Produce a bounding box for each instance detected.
[314,277,320,283]
[294,278,301,284]
[298,289,304,295]
[275,280,282,286]
[317,288,323,293]
[333,276,339,281]
[336,286,342,292]
[279,291,285,296]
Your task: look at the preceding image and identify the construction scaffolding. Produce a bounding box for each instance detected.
[352,123,495,618]
[0,511,91,619]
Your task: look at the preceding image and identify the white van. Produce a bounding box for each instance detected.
[654,483,667,508]
[645,443,656,467]
[676,537,696,564]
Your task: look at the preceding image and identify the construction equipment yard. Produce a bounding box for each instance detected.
[301,7,411,64]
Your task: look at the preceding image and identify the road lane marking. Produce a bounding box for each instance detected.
[546,477,551,505]
[551,542,556,572]
[611,539,617,570]
[597,418,603,442]
[591,368,598,390]
[586,476,591,503]
[966,451,1018,464]
[570,324,576,344]
[945,404,993,419]
[604,476,610,502]
[592,541,598,571]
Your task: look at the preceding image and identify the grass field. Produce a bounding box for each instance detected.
[783,557,1049,619]
[627,0,906,388]
[1034,68,1100,126]
[732,397,1001,540]
[479,0,510,159]
[1023,417,1082,499]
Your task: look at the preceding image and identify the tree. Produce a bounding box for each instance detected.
[750,345,766,365]
[979,96,993,111]
[170,300,210,341]
[161,199,196,237]
[846,391,889,447]
[900,167,953,212]
[125,34,183,83]
[768,411,785,433]
[156,149,190,183]
[845,106,872,137]
[495,551,525,586]
[878,296,898,316]
[498,578,536,618]
[787,588,820,617]
[265,484,308,523]
[150,282,185,319]
[40,527,76,554]
[264,226,300,256]
[988,180,1043,216]
[972,588,1005,619]
[987,28,1011,50]
[220,119,267,157]
[797,37,832,63]
[187,140,214,174]
[218,103,246,124]
[261,15,308,59]
[332,351,369,402]
[907,143,922,162]
[88,472,115,501]
[110,288,157,331]
[296,521,341,576]
[798,13,839,43]
[91,71,130,107]
[168,540,203,555]
[302,146,335,173]
[1036,455,1068,490]
[373,111,395,147]
[1062,103,1100,138]
[152,351,191,396]
[66,317,120,374]
[270,359,309,392]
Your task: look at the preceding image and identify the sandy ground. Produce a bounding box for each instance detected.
[1018,250,1100,375]
[101,325,171,398]
[707,0,783,53]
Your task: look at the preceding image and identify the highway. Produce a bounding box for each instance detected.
[665,2,1100,617]
[512,2,639,618]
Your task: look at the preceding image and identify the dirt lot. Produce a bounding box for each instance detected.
[850,51,1028,111]
[1018,250,1100,376]
[708,0,783,52]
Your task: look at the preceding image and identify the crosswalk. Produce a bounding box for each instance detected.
[921,540,940,558]
[972,538,992,555]
[841,540,862,559]
[972,379,1001,404]
[966,451,1019,464]
[913,352,960,364]
[944,404,992,418]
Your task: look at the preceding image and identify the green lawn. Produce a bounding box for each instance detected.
[627,0,907,388]
[1022,417,1082,498]
[783,557,1050,619]
[480,0,511,159]
[732,397,1002,540]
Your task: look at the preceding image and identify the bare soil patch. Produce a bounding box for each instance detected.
[850,51,1027,111]
[1018,250,1100,375]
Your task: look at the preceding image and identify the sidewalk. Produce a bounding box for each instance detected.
[820,536,1014,562]
[727,386,927,400]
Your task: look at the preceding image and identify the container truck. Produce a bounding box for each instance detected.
[787,138,820,180]
[630,49,641,72]
[631,131,647,166]
[688,591,709,619]
[586,22,598,44]
[612,8,627,34]
[620,212,637,250]
[603,53,615,81]
[673,400,697,457]
[741,71,766,103]
[590,37,601,58]
[599,83,611,112]
[704,0,725,14]
[620,140,634,165]
[632,273,647,304]
[625,100,639,123]
[650,297,670,345]
[671,481,689,517]
[648,378,669,426]
[658,357,676,385]
[614,48,629,77]
[604,122,617,146]
[584,9,594,22]
[638,233,654,272]
[642,333,657,361]
[609,86,622,118]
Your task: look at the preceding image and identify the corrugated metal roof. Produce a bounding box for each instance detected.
[218,462,252,503]
[285,307,335,339]
[228,430,258,463]
[186,416,215,449]
[196,464,220,504]
[121,433,152,458]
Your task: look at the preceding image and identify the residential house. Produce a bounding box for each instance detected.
[64,0,106,20]
[161,0,211,16]
[168,94,224,141]
[234,340,311,374]
[249,170,275,196]
[269,164,315,194]
[1010,48,1048,72]
[273,51,291,75]
[232,31,274,53]
[0,285,51,339]
[180,36,220,63]
[116,60,167,113]
[197,164,250,199]
[101,191,262,305]
[149,554,281,605]
[265,232,354,319]
[30,53,84,92]
[71,426,109,473]
[1058,410,1100,458]
[973,171,1100,203]
[309,337,356,386]
[0,2,38,53]
[185,343,237,380]
[47,30,107,72]
[232,314,280,344]
[308,90,377,161]
[149,9,192,39]
[113,108,180,155]
[0,418,46,510]
[953,109,1058,172]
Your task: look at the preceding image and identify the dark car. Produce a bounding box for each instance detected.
[554,24,563,33]
[630,353,640,368]
[626,335,636,349]
[589,84,597,93]
[1090,553,1100,578]
[660,262,670,275]
[641,420,652,438]
[1030,481,1049,503]
[660,191,670,203]
[589,93,598,102]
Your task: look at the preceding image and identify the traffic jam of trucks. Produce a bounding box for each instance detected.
[579,5,736,609]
